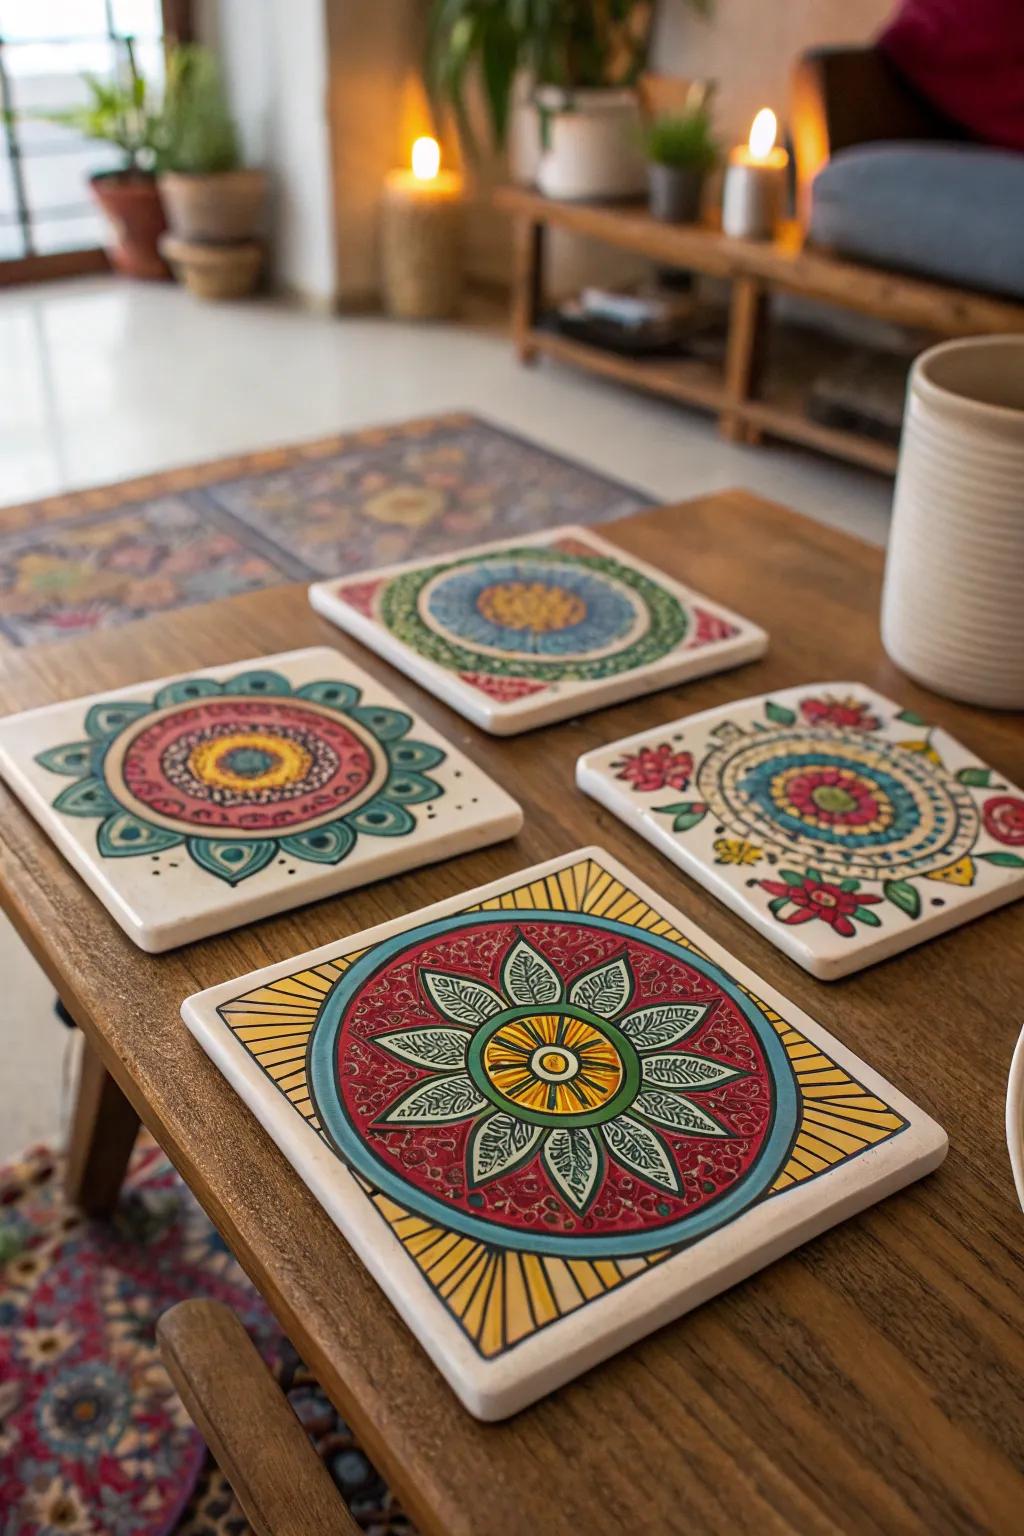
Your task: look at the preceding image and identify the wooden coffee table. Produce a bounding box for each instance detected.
[1,491,1022,1536]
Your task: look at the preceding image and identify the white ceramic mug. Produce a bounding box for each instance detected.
[881,335,1024,709]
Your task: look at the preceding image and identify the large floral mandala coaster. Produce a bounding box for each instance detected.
[577,682,1024,980]
[309,526,767,734]
[182,848,947,1419]
[0,646,521,952]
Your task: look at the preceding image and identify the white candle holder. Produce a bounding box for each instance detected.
[722,156,787,240]
[722,109,789,241]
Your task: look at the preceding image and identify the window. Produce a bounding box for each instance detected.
[0,1,175,271]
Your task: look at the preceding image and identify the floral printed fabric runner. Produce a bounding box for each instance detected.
[0,415,645,648]
[0,1136,414,1536]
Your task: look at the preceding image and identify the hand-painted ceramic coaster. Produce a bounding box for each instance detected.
[0,647,522,952]
[577,682,1024,980]
[182,845,946,1419]
[309,526,767,734]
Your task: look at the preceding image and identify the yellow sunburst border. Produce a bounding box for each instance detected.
[217,856,906,1358]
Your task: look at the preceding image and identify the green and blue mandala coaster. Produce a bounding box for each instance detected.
[309,526,767,734]
[0,647,521,950]
[577,682,1024,979]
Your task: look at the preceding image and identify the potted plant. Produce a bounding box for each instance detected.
[157,45,266,242]
[427,0,712,201]
[48,39,168,279]
[156,44,266,301]
[644,93,719,223]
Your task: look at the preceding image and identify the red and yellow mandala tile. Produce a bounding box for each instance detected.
[217,857,906,1359]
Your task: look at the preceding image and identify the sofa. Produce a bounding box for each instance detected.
[791,44,1024,302]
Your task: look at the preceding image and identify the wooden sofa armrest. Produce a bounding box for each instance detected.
[790,44,961,222]
[157,1299,360,1536]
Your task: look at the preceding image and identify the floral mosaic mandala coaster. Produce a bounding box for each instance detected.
[182,847,946,1419]
[577,683,1024,980]
[0,647,521,951]
[309,526,767,734]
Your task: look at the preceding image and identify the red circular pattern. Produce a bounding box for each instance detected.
[333,919,775,1243]
[983,794,1024,847]
[784,766,882,828]
[115,698,376,833]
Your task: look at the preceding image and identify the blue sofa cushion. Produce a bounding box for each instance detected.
[810,142,1024,299]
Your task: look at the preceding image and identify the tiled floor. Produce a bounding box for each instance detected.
[0,276,894,1160]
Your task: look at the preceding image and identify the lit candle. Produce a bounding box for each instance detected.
[381,137,463,319]
[721,109,789,240]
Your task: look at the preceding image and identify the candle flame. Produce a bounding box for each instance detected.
[748,108,777,160]
[411,136,441,181]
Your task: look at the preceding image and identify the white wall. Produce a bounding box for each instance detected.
[200,0,336,306]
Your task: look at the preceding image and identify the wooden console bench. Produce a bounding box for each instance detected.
[495,183,1024,475]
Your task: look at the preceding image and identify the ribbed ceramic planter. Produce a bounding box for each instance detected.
[881,335,1024,709]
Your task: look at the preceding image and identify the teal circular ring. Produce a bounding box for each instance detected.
[308,910,798,1257]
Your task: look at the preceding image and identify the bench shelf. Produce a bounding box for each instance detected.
[495,184,1024,474]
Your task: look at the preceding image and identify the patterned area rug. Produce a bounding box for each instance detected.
[0,413,646,649]
[0,1137,414,1536]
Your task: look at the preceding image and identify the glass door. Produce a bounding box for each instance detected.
[0,1,183,280]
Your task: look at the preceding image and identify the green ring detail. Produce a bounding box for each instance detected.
[465,1003,642,1128]
[379,546,689,682]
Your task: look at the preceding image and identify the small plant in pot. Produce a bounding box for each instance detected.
[156,45,267,301]
[427,0,713,202]
[46,40,167,280]
[644,93,719,224]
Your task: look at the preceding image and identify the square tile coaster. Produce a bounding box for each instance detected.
[309,525,767,735]
[0,646,522,952]
[181,846,946,1420]
[577,682,1024,980]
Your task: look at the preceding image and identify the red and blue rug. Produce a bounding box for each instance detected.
[0,413,645,649]
[0,1136,414,1536]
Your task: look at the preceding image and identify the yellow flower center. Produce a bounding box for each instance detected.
[476,581,586,634]
[188,731,312,792]
[482,1012,622,1115]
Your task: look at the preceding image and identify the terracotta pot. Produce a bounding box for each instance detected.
[159,234,263,300]
[89,171,170,280]
[158,168,268,243]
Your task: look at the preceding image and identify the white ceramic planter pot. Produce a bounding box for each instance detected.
[534,88,646,201]
[881,335,1024,709]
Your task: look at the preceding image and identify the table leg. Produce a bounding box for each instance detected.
[65,1036,140,1217]
[511,217,545,364]
[721,274,767,444]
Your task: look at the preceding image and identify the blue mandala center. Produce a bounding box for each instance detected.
[219,746,281,777]
[424,559,639,657]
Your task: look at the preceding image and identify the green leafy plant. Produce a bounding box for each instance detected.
[644,106,719,172]
[44,37,160,176]
[158,43,240,175]
[427,0,713,156]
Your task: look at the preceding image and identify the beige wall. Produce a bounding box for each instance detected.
[652,0,893,149]
[200,0,336,304]
[324,0,435,306]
